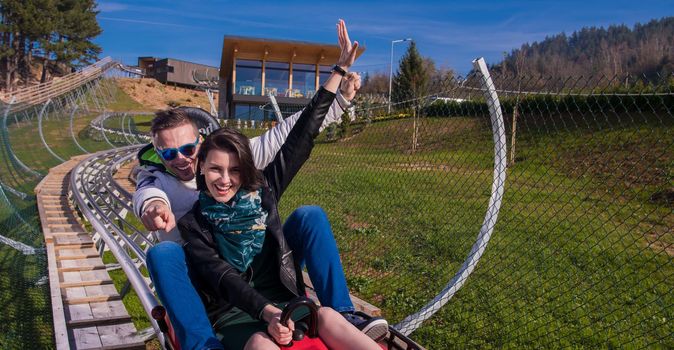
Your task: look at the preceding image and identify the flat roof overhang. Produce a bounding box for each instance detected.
[219,36,365,81]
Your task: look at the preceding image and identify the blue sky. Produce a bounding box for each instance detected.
[95,0,673,75]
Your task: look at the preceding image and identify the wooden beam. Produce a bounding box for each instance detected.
[289,48,296,90]
[60,279,114,288]
[64,295,122,305]
[261,46,269,96]
[47,241,71,350]
[59,265,107,272]
[232,45,238,96]
[67,315,132,328]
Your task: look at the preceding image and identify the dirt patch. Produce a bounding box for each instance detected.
[644,231,674,257]
[650,188,674,207]
[345,213,372,230]
[565,145,671,190]
[114,77,217,110]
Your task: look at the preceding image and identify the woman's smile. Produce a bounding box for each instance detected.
[201,149,241,203]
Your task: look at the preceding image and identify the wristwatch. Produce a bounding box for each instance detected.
[332,65,347,76]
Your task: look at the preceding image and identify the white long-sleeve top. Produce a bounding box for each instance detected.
[132,94,351,242]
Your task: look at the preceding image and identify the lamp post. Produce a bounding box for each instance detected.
[388,38,412,114]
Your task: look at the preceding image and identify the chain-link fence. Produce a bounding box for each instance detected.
[255,64,674,348]
[0,57,672,349]
[0,74,132,348]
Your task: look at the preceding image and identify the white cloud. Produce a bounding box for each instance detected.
[96,2,128,13]
[98,16,205,30]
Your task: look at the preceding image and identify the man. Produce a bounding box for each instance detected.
[133,73,389,350]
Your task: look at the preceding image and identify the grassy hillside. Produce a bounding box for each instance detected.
[281,115,673,348]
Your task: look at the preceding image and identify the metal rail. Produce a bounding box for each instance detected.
[70,146,166,348]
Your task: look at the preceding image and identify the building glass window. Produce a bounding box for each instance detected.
[318,65,332,85]
[236,59,262,95]
[292,63,316,98]
[265,61,289,96]
[234,103,269,121]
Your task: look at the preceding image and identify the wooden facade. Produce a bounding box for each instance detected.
[218,36,364,119]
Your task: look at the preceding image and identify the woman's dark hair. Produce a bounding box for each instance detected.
[195,127,264,192]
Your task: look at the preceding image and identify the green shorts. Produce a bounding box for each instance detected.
[213,304,310,350]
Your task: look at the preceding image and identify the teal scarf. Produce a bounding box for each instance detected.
[199,189,268,272]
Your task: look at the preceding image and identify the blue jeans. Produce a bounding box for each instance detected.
[282,205,353,313]
[146,206,354,350]
[147,241,223,350]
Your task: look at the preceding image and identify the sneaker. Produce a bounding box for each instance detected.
[341,311,389,342]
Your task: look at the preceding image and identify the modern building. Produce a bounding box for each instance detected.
[137,57,219,89]
[218,36,365,120]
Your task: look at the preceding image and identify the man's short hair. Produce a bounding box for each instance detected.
[150,109,198,136]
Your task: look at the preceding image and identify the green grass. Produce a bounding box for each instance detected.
[278,116,673,348]
[0,81,152,348]
[1,83,672,348]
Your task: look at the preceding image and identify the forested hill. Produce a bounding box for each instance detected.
[499,17,674,80]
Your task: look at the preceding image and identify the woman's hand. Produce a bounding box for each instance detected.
[335,19,359,70]
[267,314,294,345]
[323,20,360,93]
[262,304,294,345]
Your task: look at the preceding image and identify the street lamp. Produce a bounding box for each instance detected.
[388,38,412,113]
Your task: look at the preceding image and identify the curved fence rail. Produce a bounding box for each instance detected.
[0,56,153,348]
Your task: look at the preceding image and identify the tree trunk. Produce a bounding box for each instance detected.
[411,106,418,153]
[27,41,33,66]
[509,101,519,167]
[40,57,48,83]
[18,33,27,85]
[0,11,5,89]
[41,35,50,83]
[3,31,11,91]
[9,31,20,91]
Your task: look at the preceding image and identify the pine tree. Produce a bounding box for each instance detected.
[53,0,102,71]
[14,0,54,83]
[0,0,22,90]
[0,0,102,89]
[391,41,430,104]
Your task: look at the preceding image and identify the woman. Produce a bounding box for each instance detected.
[178,20,381,349]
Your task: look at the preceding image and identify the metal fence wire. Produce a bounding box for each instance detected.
[262,66,673,348]
[0,57,671,349]
[0,75,125,348]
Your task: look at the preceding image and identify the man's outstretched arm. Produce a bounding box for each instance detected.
[132,167,176,232]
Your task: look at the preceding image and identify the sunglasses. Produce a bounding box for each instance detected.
[155,136,200,161]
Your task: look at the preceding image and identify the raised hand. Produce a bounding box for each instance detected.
[335,19,359,70]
